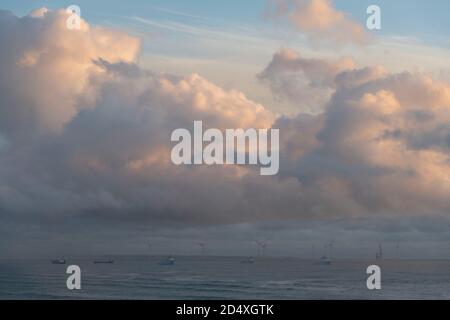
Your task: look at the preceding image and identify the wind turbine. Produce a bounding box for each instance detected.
[328,241,334,259]
[376,243,383,260]
[253,240,261,257]
[147,241,152,260]
[196,242,206,256]
[254,239,269,257]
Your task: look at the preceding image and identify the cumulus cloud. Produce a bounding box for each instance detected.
[273,56,450,217]
[0,8,140,141]
[257,48,356,111]
[1,7,450,247]
[0,8,281,226]
[266,0,369,46]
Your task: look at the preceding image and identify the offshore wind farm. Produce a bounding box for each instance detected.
[1,0,450,301]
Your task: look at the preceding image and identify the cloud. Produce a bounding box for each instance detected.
[273,55,450,217]
[257,48,355,111]
[265,0,369,46]
[0,8,279,227]
[0,8,140,142]
[0,7,450,247]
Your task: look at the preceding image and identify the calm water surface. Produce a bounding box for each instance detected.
[0,256,449,299]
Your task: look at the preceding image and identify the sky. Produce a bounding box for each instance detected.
[2,1,450,115]
[0,1,449,259]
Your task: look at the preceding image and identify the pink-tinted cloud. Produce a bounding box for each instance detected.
[0,8,140,139]
[266,0,370,46]
[258,48,355,111]
[0,8,450,230]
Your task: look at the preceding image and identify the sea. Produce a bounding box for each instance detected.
[0,256,449,299]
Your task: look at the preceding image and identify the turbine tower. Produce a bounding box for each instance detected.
[254,239,269,257]
[147,241,152,259]
[197,242,206,256]
[375,243,383,260]
[328,241,334,259]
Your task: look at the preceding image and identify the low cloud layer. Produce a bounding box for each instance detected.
[0,9,449,256]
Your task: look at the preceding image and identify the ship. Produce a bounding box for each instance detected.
[240,256,255,264]
[158,255,175,266]
[315,255,332,265]
[93,259,114,264]
[315,242,333,265]
[51,259,66,264]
